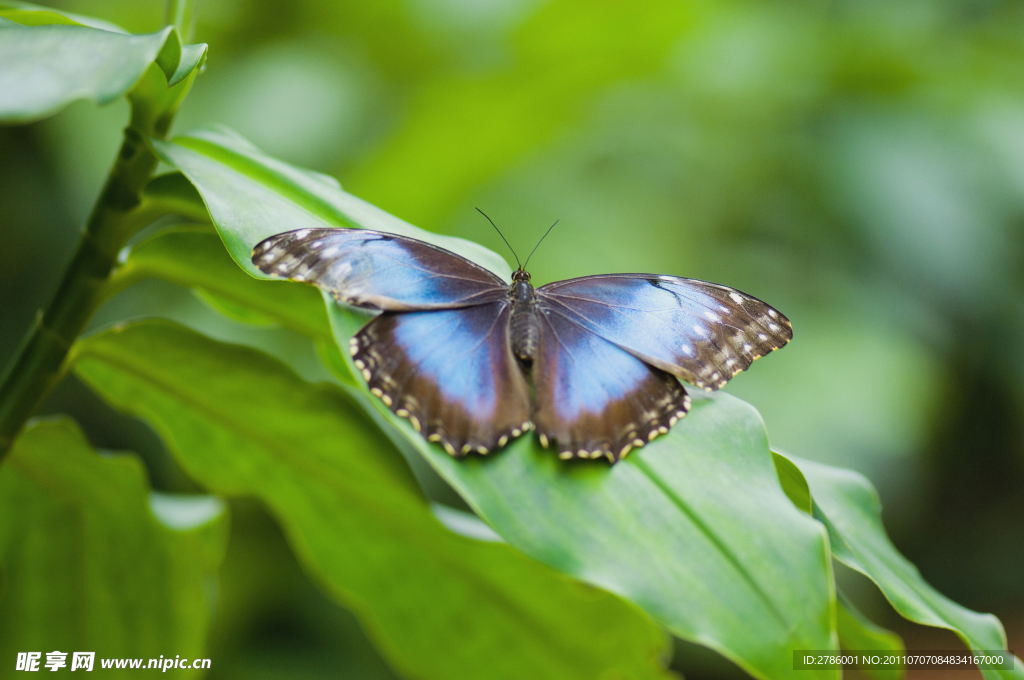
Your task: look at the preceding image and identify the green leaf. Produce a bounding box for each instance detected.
[772,451,812,514]
[785,454,1024,680]
[110,227,332,340]
[140,172,210,224]
[155,32,207,88]
[0,418,227,667]
[73,321,674,680]
[150,126,512,280]
[0,18,206,124]
[150,125,837,680]
[836,590,905,680]
[411,390,837,680]
[330,297,836,680]
[0,1,125,31]
[772,450,906,680]
[192,288,280,326]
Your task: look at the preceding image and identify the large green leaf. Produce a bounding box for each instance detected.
[784,454,1024,680]
[339,354,838,680]
[73,321,674,680]
[0,418,227,673]
[152,125,838,680]
[0,12,207,124]
[150,126,511,280]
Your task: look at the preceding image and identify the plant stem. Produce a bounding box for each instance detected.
[0,129,160,455]
[0,54,199,457]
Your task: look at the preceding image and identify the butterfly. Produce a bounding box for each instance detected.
[252,219,791,464]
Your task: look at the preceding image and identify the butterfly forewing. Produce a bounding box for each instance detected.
[351,303,532,456]
[252,228,507,311]
[537,274,792,390]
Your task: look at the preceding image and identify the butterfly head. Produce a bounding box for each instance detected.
[510,268,536,307]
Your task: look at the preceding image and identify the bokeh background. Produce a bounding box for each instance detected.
[1,0,1022,677]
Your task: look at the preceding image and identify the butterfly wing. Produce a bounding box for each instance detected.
[254,228,528,454]
[351,302,532,456]
[531,306,691,463]
[537,274,792,390]
[252,228,507,310]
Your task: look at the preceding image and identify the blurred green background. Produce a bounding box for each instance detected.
[2,0,1022,677]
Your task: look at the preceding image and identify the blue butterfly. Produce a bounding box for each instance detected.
[252,222,791,464]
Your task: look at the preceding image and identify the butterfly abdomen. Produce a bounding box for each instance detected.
[509,280,539,362]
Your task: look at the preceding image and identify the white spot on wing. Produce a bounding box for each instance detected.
[729,292,744,303]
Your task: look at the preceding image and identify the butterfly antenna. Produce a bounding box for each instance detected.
[476,208,521,269]
[523,219,559,269]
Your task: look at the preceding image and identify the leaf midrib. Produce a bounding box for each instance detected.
[632,456,790,629]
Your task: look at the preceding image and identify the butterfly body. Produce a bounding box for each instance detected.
[252,227,792,463]
[508,270,540,362]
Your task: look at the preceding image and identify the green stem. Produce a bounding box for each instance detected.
[0,135,156,455]
[0,62,198,457]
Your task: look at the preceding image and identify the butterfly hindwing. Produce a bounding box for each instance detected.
[537,274,792,390]
[532,306,691,463]
[350,302,532,456]
[252,228,507,311]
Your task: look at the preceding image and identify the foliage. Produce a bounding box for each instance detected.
[1,2,1021,679]
[74,320,672,680]
[791,454,1020,680]
[0,418,226,675]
